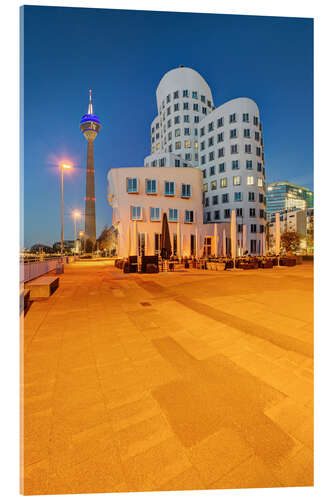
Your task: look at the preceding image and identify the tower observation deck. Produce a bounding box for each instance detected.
[80,90,102,246]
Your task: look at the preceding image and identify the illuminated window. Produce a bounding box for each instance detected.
[220,177,227,188]
[247,176,254,185]
[194,141,198,149]
[184,140,191,148]
[211,180,217,190]
[203,183,208,192]
[156,143,160,149]
[258,178,263,187]
[175,141,181,150]
[233,176,241,186]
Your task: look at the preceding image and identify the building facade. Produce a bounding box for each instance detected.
[266,181,313,219]
[107,166,230,258]
[267,208,314,254]
[144,66,266,255]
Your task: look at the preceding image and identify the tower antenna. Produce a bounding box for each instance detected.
[88,89,93,115]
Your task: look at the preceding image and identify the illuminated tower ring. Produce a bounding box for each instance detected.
[80,90,102,245]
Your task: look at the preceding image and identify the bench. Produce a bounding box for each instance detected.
[25,276,59,299]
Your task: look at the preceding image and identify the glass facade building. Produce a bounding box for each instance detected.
[266,181,313,218]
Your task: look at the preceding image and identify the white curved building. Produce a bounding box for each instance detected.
[144,66,267,255]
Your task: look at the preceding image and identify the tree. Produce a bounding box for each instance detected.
[97,225,118,255]
[281,231,301,254]
[85,238,96,253]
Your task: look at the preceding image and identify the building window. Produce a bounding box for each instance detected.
[174,103,179,112]
[212,195,218,205]
[184,140,191,148]
[232,160,239,170]
[236,208,243,217]
[185,153,191,161]
[185,210,194,223]
[244,129,250,138]
[146,179,157,194]
[194,115,199,123]
[214,210,220,220]
[224,209,231,218]
[247,176,254,185]
[175,128,181,137]
[201,95,206,103]
[246,160,253,169]
[184,115,190,123]
[183,102,189,110]
[234,192,242,201]
[150,207,160,221]
[175,141,181,150]
[193,103,199,111]
[167,106,171,115]
[230,129,237,138]
[210,166,215,176]
[173,90,179,99]
[257,162,262,172]
[174,116,180,124]
[183,89,189,97]
[211,180,217,190]
[204,197,209,207]
[222,193,229,203]
[233,176,241,186]
[175,159,180,167]
[237,224,243,232]
[208,136,214,147]
[217,117,224,128]
[169,208,179,222]
[194,140,198,149]
[248,192,255,202]
[260,225,265,233]
[131,206,141,220]
[127,177,138,193]
[201,155,206,164]
[229,113,236,123]
[208,122,214,132]
[256,147,261,156]
[181,184,191,198]
[258,178,263,187]
[243,113,249,122]
[218,147,224,158]
[209,151,215,161]
[245,144,251,153]
[217,132,224,143]
[219,163,225,173]
[165,181,175,196]
[253,116,259,126]
[202,107,207,114]
[159,158,165,167]
[249,208,256,217]
[250,224,257,233]
[203,183,208,192]
[231,144,238,154]
[220,177,227,188]
[200,141,205,151]
[260,209,265,219]
[192,91,198,99]
[255,131,260,141]
[206,212,211,222]
[259,193,264,203]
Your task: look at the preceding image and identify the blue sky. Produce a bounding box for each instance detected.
[22,6,313,248]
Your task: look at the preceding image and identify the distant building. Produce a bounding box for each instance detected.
[107,166,232,258]
[53,240,74,252]
[267,181,313,218]
[267,208,314,254]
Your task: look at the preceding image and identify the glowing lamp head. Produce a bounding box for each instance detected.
[61,163,72,170]
[73,211,81,218]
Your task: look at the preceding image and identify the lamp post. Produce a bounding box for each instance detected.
[60,163,72,260]
[73,211,81,254]
[79,231,85,254]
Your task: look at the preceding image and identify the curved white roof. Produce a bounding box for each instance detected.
[156,66,213,106]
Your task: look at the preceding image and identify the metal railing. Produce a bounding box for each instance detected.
[20,258,61,283]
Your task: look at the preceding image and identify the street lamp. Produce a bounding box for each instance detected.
[73,211,81,253]
[60,163,72,259]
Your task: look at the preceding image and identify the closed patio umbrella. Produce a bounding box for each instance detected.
[161,212,172,269]
[222,229,226,257]
[231,210,237,264]
[126,224,131,257]
[213,223,218,256]
[242,224,247,256]
[275,212,281,261]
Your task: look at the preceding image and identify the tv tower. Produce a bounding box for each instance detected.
[80,90,102,245]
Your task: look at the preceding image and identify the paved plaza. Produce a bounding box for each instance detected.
[22,260,313,494]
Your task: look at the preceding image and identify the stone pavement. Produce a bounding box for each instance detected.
[22,261,313,494]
